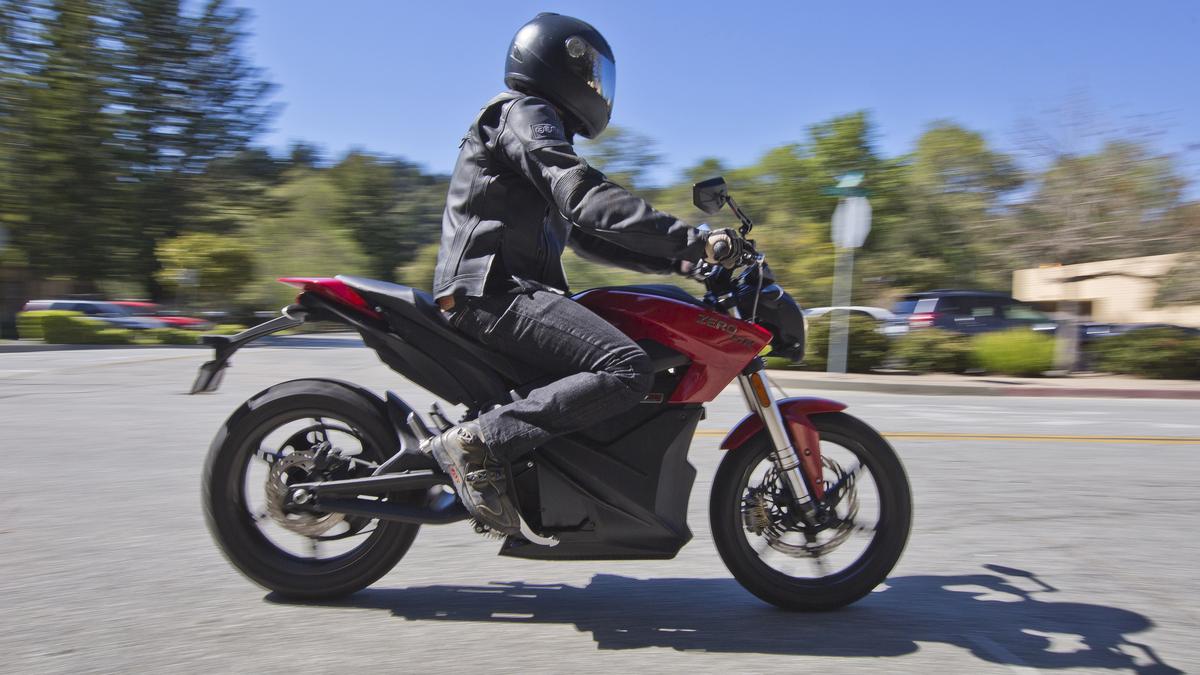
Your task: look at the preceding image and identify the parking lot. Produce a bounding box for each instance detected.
[2,340,1198,673]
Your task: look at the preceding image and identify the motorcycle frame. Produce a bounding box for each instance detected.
[193,279,831,552]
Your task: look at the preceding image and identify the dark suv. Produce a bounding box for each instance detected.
[883,290,1057,337]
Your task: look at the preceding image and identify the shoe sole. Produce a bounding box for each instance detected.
[429,441,521,536]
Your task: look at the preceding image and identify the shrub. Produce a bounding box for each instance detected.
[210,323,247,336]
[40,312,107,344]
[972,329,1054,377]
[93,328,135,345]
[800,314,890,373]
[16,310,79,341]
[148,327,200,345]
[1092,328,1200,379]
[893,328,976,373]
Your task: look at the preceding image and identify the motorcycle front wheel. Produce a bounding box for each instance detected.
[710,411,911,611]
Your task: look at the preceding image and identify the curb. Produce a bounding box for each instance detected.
[766,371,1200,400]
[0,342,207,353]
[0,334,364,354]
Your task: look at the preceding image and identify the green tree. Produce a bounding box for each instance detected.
[14,0,120,288]
[110,0,274,296]
[325,151,446,280]
[155,231,254,308]
[239,169,371,309]
[579,125,663,190]
[891,122,1022,286]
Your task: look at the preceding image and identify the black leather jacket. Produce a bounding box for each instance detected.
[433,91,705,300]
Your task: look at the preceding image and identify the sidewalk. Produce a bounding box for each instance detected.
[767,369,1200,400]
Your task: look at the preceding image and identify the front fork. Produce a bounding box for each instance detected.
[736,361,820,517]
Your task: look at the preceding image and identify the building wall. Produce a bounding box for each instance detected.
[1012,253,1200,328]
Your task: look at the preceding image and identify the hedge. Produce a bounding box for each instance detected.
[17,311,213,346]
[893,328,976,373]
[1091,327,1200,379]
[799,314,890,373]
[972,329,1055,377]
[147,327,200,345]
[16,310,78,341]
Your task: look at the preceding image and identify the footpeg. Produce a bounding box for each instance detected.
[428,403,452,432]
[518,516,558,547]
[407,412,434,448]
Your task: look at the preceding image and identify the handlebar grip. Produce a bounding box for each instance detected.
[712,239,731,260]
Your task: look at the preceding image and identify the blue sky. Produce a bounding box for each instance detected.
[238,0,1199,186]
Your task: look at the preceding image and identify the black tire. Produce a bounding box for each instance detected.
[202,379,420,599]
[710,411,911,611]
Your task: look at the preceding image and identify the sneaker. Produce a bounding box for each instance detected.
[425,423,521,536]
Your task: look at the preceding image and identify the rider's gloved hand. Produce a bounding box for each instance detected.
[703,228,743,269]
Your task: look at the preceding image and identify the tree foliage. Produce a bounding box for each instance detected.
[1,0,272,295]
[1,1,1196,324]
[155,231,254,309]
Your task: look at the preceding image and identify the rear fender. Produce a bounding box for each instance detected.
[719,397,848,500]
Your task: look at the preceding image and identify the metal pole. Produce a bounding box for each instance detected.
[827,247,854,374]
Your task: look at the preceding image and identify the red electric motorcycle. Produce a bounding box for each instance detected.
[198,177,911,610]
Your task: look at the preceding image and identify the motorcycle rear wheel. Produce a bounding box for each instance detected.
[203,379,420,599]
[710,411,911,611]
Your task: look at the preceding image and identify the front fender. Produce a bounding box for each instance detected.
[719,397,848,500]
[719,397,848,451]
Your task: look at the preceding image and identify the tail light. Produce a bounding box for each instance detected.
[277,277,380,319]
[908,312,940,328]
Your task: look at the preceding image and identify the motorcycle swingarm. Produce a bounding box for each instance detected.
[189,306,307,394]
[288,470,469,526]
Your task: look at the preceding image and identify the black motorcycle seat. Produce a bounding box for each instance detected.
[336,275,523,383]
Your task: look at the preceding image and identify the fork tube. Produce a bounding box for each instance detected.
[737,365,814,509]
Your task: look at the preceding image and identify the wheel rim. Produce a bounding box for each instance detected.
[735,430,885,582]
[237,411,388,563]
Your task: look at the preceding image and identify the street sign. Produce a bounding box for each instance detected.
[827,173,872,374]
[831,196,872,249]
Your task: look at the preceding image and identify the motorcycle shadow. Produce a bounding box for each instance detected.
[270,564,1179,674]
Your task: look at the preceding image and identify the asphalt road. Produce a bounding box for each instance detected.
[2,339,1198,674]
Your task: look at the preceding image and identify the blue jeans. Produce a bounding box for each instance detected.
[448,290,653,459]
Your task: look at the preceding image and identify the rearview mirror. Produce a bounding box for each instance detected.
[693,177,728,215]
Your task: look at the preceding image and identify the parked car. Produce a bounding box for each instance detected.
[883,290,1058,336]
[804,306,896,322]
[21,300,165,330]
[111,301,212,329]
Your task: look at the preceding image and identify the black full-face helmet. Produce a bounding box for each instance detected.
[504,13,615,138]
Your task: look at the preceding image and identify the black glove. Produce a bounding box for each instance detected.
[703,228,743,269]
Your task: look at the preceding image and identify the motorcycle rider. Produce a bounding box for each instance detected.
[427,13,741,535]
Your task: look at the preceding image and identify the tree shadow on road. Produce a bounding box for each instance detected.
[271,564,1179,673]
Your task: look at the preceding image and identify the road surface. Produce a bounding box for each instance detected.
[2,340,1197,673]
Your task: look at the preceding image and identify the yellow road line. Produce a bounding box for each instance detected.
[694,429,1200,445]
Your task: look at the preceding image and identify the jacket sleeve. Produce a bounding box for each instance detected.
[495,96,706,262]
[566,221,676,275]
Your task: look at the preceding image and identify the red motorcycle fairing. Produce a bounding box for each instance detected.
[574,289,772,404]
[720,397,848,500]
[278,277,381,319]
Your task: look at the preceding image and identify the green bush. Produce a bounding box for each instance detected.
[16,310,79,341]
[210,323,247,336]
[972,329,1054,377]
[893,328,976,373]
[148,327,200,345]
[1092,328,1200,379]
[25,311,139,345]
[93,328,135,345]
[40,312,107,344]
[800,314,890,372]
